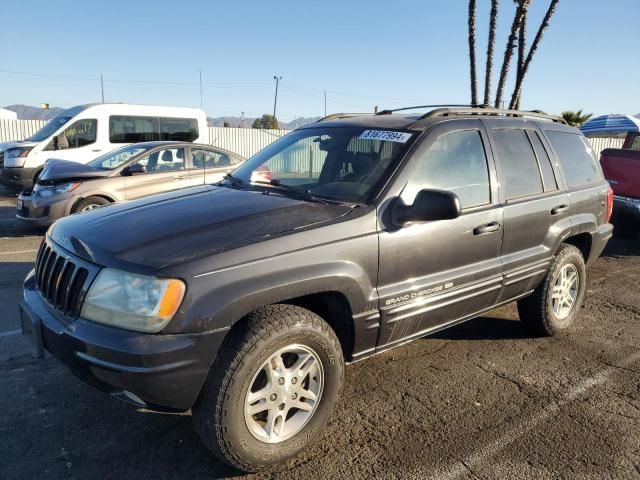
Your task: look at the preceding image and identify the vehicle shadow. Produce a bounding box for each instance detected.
[0,205,47,238]
[601,236,640,258]
[429,315,530,341]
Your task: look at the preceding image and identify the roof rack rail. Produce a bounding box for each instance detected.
[417,106,567,125]
[316,112,373,123]
[376,104,490,115]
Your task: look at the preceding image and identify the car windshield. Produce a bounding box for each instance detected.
[88,145,148,170]
[27,116,72,142]
[230,127,415,203]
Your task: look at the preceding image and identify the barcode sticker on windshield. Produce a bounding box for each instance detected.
[359,130,412,143]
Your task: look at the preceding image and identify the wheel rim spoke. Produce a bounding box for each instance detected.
[244,344,324,444]
[551,264,579,320]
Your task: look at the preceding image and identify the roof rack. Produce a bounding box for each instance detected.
[376,104,566,125]
[316,112,373,123]
[376,104,489,115]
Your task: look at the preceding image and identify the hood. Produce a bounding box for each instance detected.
[49,185,353,271]
[39,159,111,183]
[0,140,37,152]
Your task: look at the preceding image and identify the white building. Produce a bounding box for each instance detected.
[0,108,17,120]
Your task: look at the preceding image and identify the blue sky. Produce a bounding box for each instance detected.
[1,0,637,121]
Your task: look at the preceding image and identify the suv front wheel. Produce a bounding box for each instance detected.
[517,244,587,336]
[193,304,344,472]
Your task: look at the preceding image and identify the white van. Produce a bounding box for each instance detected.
[0,103,209,191]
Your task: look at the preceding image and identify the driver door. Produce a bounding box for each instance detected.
[376,120,503,349]
[124,147,190,200]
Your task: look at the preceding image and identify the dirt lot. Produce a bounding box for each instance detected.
[1,187,640,480]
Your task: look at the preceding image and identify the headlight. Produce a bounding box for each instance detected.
[4,147,33,167]
[81,268,186,332]
[36,182,81,197]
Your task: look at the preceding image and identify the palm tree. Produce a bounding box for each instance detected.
[483,0,499,106]
[515,1,528,109]
[494,0,530,108]
[561,110,592,127]
[509,0,560,109]
[468,0,478,105]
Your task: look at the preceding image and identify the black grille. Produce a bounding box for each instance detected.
[0,151,4,168]
[34,241,90,318]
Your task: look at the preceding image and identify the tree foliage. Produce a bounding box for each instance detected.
[561,110,592,127]
[252,114,279,129]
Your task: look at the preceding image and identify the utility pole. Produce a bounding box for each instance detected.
[199,69,203,109]
[100,74,105,103]
[273,75,282,126]
[324,90,327,116]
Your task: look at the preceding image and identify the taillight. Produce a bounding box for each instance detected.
[605,187,614,223]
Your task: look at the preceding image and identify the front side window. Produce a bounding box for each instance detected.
[231,127,414,203]
[46,119,97,150]
[109,116,159,143]
[546,131,600,188]
[192,149,236,169]
[88,145,147,170]
[493,129,543,200]
[132,148,185,173]
[402,129,490,208]
[629,134,640,151]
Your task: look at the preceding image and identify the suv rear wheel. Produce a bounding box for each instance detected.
[192,304,344,472]
[517,244,586,336]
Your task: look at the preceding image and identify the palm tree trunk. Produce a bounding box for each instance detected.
[509,0,560,109]
[494,0,530,108]
[513,12,527,109]
[468,0,478,105]
[483,0,499,106]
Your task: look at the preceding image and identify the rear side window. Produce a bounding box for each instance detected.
[192,149,237,169]
[546,131,600,188]
[493,129,543,200]
[160,118,198,142]
[402,129,490,208]
[630,134,640,151]
[109,116,199,143]
[110,116,159,143]
[528,131,558,192]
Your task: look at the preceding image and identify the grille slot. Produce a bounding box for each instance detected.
[0,151,4,168]
[34,240,90,319]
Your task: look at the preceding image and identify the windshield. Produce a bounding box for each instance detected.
[230,127,415,203]
[88,144,147,170]
[28,116,72,142]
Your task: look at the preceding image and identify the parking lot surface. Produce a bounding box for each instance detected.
[1,187,640,480]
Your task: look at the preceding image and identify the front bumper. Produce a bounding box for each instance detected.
[15,192,69,226]
[21,271,227,411]
[0,166,39,190]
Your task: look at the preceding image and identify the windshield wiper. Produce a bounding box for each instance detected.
[252,179,329,204]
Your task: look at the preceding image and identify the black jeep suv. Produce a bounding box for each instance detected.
[21,106,613,471]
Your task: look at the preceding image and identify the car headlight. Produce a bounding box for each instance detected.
[36,182,81,197]
[81,268,186,332]
[4,147,33,167]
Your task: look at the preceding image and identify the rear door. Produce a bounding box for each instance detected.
[123,146,190,200]
[189,147,242,186]
[376,120,503,349]
[484,121,569,302]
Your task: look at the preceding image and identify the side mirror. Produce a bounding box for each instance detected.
[53,136,59,151]
[122,163,145,176]
[393,189,461,225]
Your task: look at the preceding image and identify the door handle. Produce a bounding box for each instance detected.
[91,149,102,152]
[551,204,569,215]
[173,175,186,180]
[473,222,501,235]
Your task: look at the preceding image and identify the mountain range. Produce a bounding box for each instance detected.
[2,104,320,129]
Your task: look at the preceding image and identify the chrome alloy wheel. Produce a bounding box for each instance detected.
[244,344,324,444]
[81,203,101,212]
[551,264,579,319]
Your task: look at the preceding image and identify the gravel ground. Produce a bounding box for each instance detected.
[1,188,639,480]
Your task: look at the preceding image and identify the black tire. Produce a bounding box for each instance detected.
[72,196,110,213]
[192,304,344,472]
[517,244,586,336]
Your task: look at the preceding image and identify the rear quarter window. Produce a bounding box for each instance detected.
[546,131,601,188]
